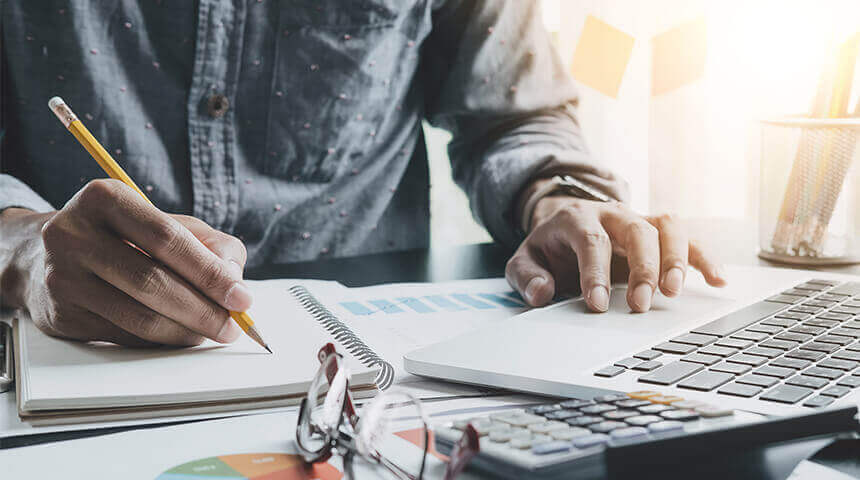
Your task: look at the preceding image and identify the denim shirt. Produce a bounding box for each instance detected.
[1,0,628,266]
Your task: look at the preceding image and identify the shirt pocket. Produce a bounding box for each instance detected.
[262,0,415,183]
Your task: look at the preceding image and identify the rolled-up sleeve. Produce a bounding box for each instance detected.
[423,0,629,248]
[0,174,55,213]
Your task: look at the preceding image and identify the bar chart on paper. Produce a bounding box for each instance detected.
[338,291,525,316]
[155,453,341,480]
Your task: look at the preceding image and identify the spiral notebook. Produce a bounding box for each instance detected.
[14,279,393,426]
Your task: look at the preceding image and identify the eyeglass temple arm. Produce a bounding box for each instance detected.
[318,343,359,427]
[443,425,480,480]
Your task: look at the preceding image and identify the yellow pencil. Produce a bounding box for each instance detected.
[48,96,271,353]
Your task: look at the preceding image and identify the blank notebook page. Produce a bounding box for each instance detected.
[19,279,376,411]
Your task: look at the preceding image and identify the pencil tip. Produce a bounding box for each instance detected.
[264,345,273,354]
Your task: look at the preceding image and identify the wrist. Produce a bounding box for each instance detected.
[0,208,54,308]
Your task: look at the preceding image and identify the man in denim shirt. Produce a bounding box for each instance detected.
[0,1,723,346]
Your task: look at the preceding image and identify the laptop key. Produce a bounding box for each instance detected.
[671,332,718,346]
[815,335,854,346]
[698,345,737,357]
[800,342,840,354]
[795,282,829,291]
[847,342,860,352]
[785,375,829,389]
[785,349,826,362]
[714,338,754,349]
[731,330,769,342]
[833,307,860,315]
[677,371,733,391]
[754,366,795,378]
[782,288,813,297]
[765,294,804,305]
[803,396,834,408]
[817,293,848,302]
[790,326,826,336]
[633,350,662,360]
[803,319,839,329]
[614,357,644,369]
[829,282,860,296]
[804,300,836,308]
[653,342,697,355]
[807,279,840,286]
[821,386,851,398]
[639,361,703,385]
[759,339,796,351]
[718,382,762,397]
[843,321,860,330]
[760,384,815,404]
[775,312,811,321]
[594,366,625,377]
[818,312,853,322]
[817,358,858,371]
[743,346,783,358]
[836,376,860,388]
[691,301,786,337]
[761,317,797,328]
[790,306,824,315]
[736,374,778,388]
[680,353,722,365]
[830,328,860,338]
[632,360,662,371]
[710,361,752,375]
[770,357,812,370]
[725,353,767,366]
[832,350,860,362]
[747,324,783,334]
[774,332,813,343]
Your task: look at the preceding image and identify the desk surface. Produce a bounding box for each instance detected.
[3,218,859,478]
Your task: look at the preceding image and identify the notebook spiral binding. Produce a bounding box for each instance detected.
[289,285,394,390]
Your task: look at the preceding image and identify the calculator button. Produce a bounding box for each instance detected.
[836,376,860,388]
[615,399,651,408]
[817,358,859,371]
[638,361,703,385]
[625,415,663,426]
[760,384,815,404]
[528,421,569,434]
[614,357,644,369]
[632,360,662,371]
[717,383,762,398]
[566,416,602,427]
[544,410,582,421]
[736,374,779,388]
[594,393,629,403]
[589,421,627,433]
[753,366,795,379]
[634,350,662,360]
[594,366,625,377]
[531,441,572,455]
[710,361,752,375]
[785,375,828,389]
[572,433,610,449]
[531,434,553,446]
[603,410,639,421]
[802,396,834,408]
[820,386,851,398]
[509,436,536,449]
[801,366,843,380]
[653,342,697,355]
[648,421,684,434]
[609,427,649,441]
[647,395,684,405]
[627,390,661,400]
[694,405,733,418]
[659,409,700,421]
[637,404,674,414]
[527,404,561,415]
[488,427,528,442]
[559,399,594,409]
[468,419,497,435]
[491,411,545,426]
[580,404,617,415]
[671,333,718,346]
[769,357,812,370]
[677,371,733,391]
[550,427,591,441]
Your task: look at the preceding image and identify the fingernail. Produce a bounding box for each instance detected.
[525,276,546,304]
[588,285,609,312]
[664,267,684,295]
[631,283,652,312]
[227,259,243,280]
[224,281,253,311]
[216,318,241,343]
[714,265,726,280]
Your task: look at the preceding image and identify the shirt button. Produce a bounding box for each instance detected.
[206,94,229,118]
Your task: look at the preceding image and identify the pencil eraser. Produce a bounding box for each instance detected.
[48,96,65,111]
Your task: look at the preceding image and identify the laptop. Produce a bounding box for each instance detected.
[404,265,860,416]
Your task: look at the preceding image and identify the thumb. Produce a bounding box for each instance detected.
[172,215,248,280]
[505,248,555,307]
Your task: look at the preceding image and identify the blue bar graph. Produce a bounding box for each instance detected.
[396,297,436,313]
[368,299,405,314]
[477,293,524,308]
[450,294,495,309]
[424,295,467,311]
[340,301,375,315]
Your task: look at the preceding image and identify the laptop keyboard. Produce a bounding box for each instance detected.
[597,280,860,408]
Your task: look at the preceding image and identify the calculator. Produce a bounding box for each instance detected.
[433,389,858,479]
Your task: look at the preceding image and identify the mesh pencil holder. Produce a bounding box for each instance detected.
[759,117,860,265]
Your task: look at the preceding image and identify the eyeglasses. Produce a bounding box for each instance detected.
[295,343,480,480]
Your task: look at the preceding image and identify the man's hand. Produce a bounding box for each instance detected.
[506,195,726,313]
[0,179,252,346]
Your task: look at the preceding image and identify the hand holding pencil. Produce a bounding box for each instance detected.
[7,96,271,351]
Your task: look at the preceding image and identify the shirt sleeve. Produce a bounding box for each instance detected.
[422,0,630,248]
[0,174,56,213]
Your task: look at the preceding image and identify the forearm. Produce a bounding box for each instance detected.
[0,208,52,309]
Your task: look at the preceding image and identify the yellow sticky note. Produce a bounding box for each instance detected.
[651,18,707,96]
[570,15,635,98]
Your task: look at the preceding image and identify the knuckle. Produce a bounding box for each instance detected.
[150,220,185,257]
[626,220,658,238]
[39,216,65,247]
[555,204,587,223]
[579,229,610,249]
[656,213,678,226]
[78,179,120,205]
[133,265,169,299]
[630,261,659,283]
